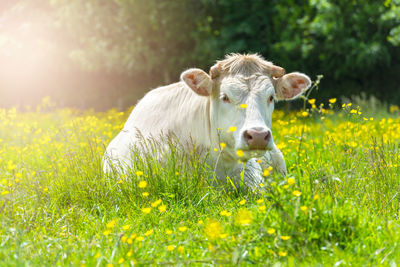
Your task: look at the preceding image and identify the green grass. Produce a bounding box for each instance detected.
[1,104,400,266]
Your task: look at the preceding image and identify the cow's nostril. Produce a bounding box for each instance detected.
[265,131,271,140]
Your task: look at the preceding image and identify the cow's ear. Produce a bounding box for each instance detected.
[181,68,213,96]
[274,72,311,100]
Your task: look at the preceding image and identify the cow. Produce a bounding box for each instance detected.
[103,53,311,189]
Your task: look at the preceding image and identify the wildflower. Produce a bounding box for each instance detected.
[167,245,175,251]
[267,228,276,235]
[138,181,147,188]
[239,199,246,205]
[106,220,116,228]
[240,104,248,109]
[329,98,337,104]
[308,99,316,105]
[313,194,320,200]
[235,209,253,226]
[204,219,223,240]
[177,246,185,254]
[259,183,265,187]
[1,191,10,196]
[94,252,101,259]
[256,199,264,204]
[178,226,187,232]
[301,111,308,117]
[300,206,308,212]
[165,229,173,235]
[136,171,143,176]
[158,205,166,212]
[283,184,289,189]
[220,210,232,217]
[262,169,270,176]
[122,225,130,230]
[292,190,302,197]
[136,236,144,242]
[151,199,162,207]
[279,251,287,257]
[220,142,226,149]
[118,258,124,264]
[106,264,113,267]
[103,230,111,236]
[236,150,244,157]
[198,220,204,225]
[268,166,273,172]
[350,109,357,114]
[126,249,133,257]
[142,192,149,197]
[228,126,237,132]
[287,177,295,185]
[121,236,127,243]
[213,148,218,152]
[258,205,266,211]
[144,229,153,236]
[281,235,291,240]
[141,207,151,214]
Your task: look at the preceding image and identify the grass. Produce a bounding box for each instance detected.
[1,99,400,266]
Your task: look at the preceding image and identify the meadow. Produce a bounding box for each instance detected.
[1,98,400,266]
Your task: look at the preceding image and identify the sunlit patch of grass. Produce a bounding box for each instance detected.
[1,100,400,265]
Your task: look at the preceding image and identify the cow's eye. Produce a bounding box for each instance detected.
[268,95,274,103]
[221,94,230,103]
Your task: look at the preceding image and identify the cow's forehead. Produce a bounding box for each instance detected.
[220,74,274,95]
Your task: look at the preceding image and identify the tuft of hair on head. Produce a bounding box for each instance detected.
[210,53,285,79]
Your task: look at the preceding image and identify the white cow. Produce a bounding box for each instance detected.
[103,53,311,189]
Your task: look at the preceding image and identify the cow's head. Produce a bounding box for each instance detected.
[181,54,311,161]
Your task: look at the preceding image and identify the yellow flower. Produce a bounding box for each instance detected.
[94,252,101,259]
[204,219,223,240]
[313,194,319,200]
[259,183,265,187]
[268,166,273,172]
[300,206,308,212]
[121,236,127,243]
[283,184,289,189]
[138,181,147,188]
[258,205,266,211]
[141,207,151,214]
[118,258,124,264]
[151,199,162,207]
[177,246,185,254]
[240,104,248,108]
[165,229,173,235]
[235,209,253,226]
[106,264,113,267]
[136,236,144,241]
[198,220,204,225]
[228,126,237,132]
[103,230,111,236]
[220,142,227,149]
[292,190,302,197]
[301,111,309,117]
[279,251,287,257]
[167,245,175,251]
[239,199,246,205]
[329,98,337,104]
[136,171,143,176]
[287,177,295,185]
[220,210,232,217]
[122,225,130,230]
[106,220,116,229]
[281,235,291,240]
[158,205,166,212]
[178,226,187,232]
[350,109,357,114]
[236,150,244,157]
[142,192,149,197]
[144,229,153,236]
[1,191,10,196]
[256,198,264,204]
[262,169,270,176]
[267,228,276,234]
[126,249,133,257]
[308,99,316,105]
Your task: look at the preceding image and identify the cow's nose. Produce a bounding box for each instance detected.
[243,129,271,149]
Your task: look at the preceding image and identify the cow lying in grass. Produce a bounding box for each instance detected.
[103,53,311,189]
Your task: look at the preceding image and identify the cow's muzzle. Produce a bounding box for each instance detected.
[243,128,271,150]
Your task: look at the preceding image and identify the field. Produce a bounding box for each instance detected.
[1,98,400,266]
